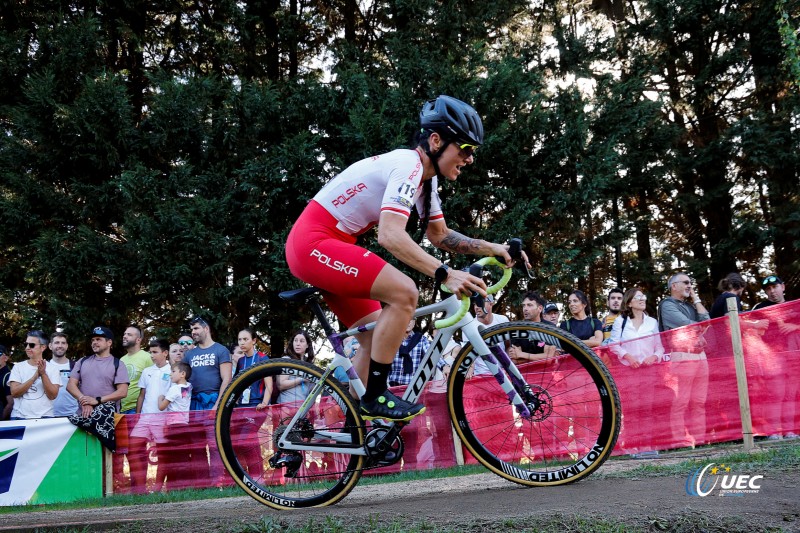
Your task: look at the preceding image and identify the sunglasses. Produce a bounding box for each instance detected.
[178,340,194,346]
[675,280,692,285]
[456,142,478,159]
[762,276,780,286]
[632,295,648,301]
[26,342,42,349]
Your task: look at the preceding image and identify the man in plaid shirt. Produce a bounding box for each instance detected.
[388,319,431,387]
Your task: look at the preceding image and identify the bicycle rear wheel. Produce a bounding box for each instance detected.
[216,359,365,509]
[448,321,620,486]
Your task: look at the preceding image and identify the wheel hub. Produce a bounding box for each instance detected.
[273,416,315,449]
[524,385,553,422]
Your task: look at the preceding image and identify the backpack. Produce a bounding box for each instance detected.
[600,315,628,346]
[564,317,602,338]
[74,354,121,381]
[657,298,676,333]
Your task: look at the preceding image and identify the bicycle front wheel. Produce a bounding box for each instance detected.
[448,321,620,486]
[216,359,365,509]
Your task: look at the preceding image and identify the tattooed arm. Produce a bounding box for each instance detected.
[427,219,512,264]
[439,230,486,255]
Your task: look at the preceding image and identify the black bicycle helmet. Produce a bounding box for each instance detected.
[419,95,484,146]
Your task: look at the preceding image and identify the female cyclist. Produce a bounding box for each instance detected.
[285,95,525,422]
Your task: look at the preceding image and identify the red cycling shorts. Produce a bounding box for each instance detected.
[285,200,386,326]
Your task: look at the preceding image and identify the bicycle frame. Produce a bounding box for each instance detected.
[275,292,537,455]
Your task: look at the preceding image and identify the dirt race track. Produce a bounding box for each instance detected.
[4,448,800,532]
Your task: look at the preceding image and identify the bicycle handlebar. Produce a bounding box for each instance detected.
[434,256,513,329]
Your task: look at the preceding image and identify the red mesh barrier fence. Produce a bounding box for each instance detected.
[112,383,459,493]
[112,300,799,493]
[594,299,800,455]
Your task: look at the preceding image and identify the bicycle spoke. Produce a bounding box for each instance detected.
[216,360,366,509]
[449,322,620,486]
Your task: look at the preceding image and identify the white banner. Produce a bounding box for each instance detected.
[0,418,77,506]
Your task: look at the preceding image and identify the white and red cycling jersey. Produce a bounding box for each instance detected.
[287,148,447,326]
[313,149,444,235]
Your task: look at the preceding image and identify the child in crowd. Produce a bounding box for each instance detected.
[157,361,193,490]
[159,361,192,420]
[127,339,172,493]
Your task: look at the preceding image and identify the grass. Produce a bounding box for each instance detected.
[597,441,800,480]
[0,464,491,515]
[0,486,243,515]
[223,511,793,533]
[226,514,645,533]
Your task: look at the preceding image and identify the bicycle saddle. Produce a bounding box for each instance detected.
[279,287,321,302]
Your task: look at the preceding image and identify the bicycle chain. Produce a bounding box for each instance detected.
[266,421,405,482]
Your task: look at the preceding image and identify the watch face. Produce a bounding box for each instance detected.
[435,265,449,283]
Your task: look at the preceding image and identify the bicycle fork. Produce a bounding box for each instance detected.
[461,321,537,420]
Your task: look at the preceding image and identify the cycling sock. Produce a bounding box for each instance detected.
[362,360,392,402]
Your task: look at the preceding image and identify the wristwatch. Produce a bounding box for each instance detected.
[96,396,102,404]
[434,264,450,284]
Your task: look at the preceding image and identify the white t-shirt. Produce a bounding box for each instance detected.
[163,383,192,424]
[474,314,510,375]
[314,149,444,235]
[9,360,61,419]
[138,363,172,414]
[49,360,79,417]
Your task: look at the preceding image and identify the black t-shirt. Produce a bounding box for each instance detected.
[559,317,602,341]
[752,299,778,310]
[0,365,10,407]
[710,292,742,319]
[511,319,554,354]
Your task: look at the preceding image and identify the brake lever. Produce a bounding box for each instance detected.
[468,263,485,311]
[494,238,534,280]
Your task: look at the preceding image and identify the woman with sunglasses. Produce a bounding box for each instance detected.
[608,288,667,456]
[609,289,665,368]
[286,95,526,422]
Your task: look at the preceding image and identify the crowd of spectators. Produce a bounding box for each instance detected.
[1,271,797,488]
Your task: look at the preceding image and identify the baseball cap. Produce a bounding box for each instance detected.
[90,326,114,340]
[543,303,558,313]
[0,345,7,356]
[762,275,783,287]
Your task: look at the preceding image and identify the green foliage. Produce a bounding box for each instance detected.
[777,0,800,87]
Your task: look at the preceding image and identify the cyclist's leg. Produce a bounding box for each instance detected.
[328,266,424,421]
[367,264,418,366]
[348,311,380,387]
[319,263,424,421]
[328,266,416,383]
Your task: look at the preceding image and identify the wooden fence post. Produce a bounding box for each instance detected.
[727,296,754,450]
[104,447,113,496]
[451,424,464,466]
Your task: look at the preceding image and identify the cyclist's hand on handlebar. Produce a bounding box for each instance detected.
[444,269,487,299]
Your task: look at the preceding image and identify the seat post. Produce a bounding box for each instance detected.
[307,298,336,338]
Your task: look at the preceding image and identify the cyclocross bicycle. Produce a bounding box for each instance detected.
[215,244,621,509]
